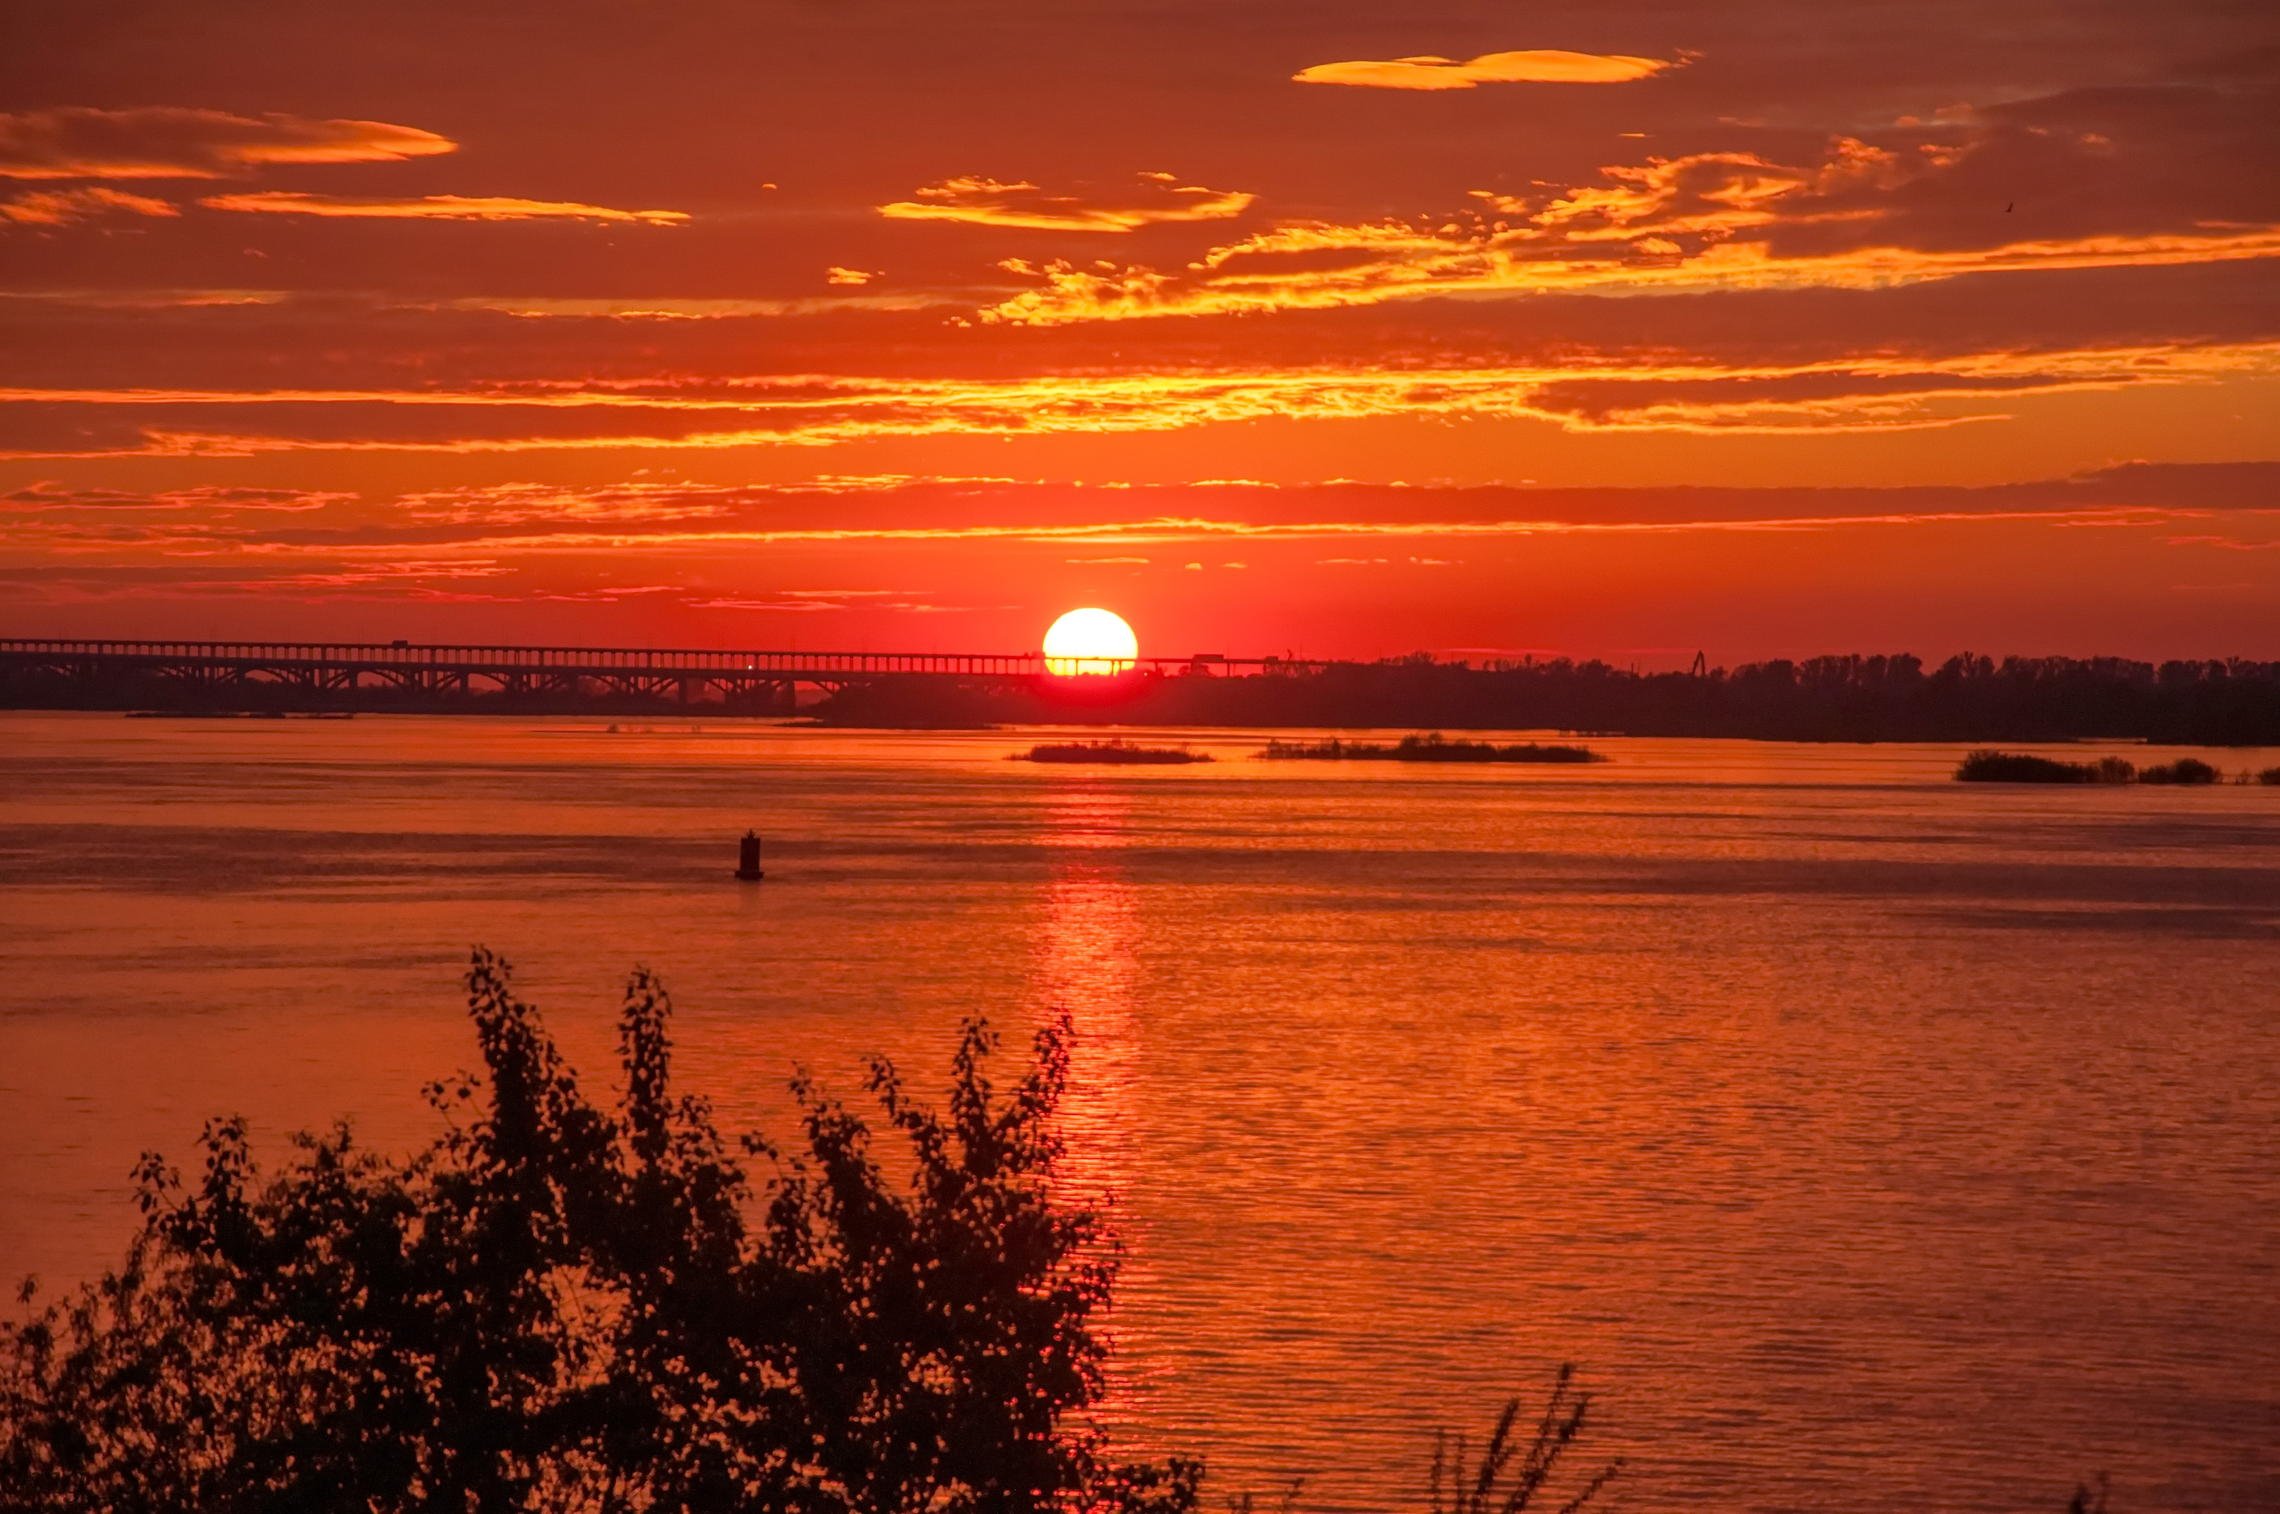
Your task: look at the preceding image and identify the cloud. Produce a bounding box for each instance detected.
[1293,49,1679,91]
[0,107,454,180]
[877,172,1252,232]
[1,187,178,226]
[8,468,2273,621]
[1,481,340,512]
[3,337,2273,457]
[198,192,688,225]
[825,266,879,285]
[977,131,2280,325]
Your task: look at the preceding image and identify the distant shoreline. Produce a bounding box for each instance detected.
[9,649,2280,745]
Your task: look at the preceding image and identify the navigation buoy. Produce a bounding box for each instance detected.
[735,830,764,881]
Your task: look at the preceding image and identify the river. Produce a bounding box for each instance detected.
[2,713,2275,1509]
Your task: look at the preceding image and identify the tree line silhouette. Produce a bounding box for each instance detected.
[819,653,2280,744]
[14,650,2280,744]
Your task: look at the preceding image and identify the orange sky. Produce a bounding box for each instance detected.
[3,2,2277,664]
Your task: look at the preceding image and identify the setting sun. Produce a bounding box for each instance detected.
[1042,607,1139,676]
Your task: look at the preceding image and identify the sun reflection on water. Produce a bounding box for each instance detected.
[1028,781,1168,1439]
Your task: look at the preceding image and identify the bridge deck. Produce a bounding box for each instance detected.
[0,638,1323,683]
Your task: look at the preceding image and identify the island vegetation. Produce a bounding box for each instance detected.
[1260,733,1602,764]
[2137,758,2224,785]
[1015,739,1211,765]
[1955,751,2138,784]
[1955,751,2228,785]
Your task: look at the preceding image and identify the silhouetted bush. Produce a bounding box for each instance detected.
[0,951,1197,1514]
[2137,758,2221,785]
[2259,766,2280,786]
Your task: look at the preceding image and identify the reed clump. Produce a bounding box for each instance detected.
[1261,733,1603,764]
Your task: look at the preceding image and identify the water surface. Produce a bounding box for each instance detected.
[3,713,2276,1510]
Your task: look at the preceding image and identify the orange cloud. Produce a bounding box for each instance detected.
[5,338,2271,459]
[1,187,178,226]
[877,172,1252,232]
[198,192,688,225]
[977,137,2280,325]
[825,266,879,285]
[0,107,454,180]
[1293,49,1679,90]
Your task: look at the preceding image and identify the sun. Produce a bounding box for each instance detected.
[1042,607,1139,676]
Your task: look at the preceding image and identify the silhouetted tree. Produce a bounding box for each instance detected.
[0,950,1193,1513]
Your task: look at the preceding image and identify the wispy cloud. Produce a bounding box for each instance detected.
[198,192,688,225]
[4,339,2272,458]
[878,172,1252,232]
[2,481,342,512]
[0,107,454,180]
[979,134,2280,325]
[1,187,178,226]
[1293,49,1680,90]
[8,469,2271,619]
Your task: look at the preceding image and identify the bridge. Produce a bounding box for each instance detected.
[0,638,1326,712]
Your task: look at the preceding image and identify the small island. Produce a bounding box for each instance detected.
[1955,750,2224,785]
[1013,739,1212,765]
[1259,733,1604,764]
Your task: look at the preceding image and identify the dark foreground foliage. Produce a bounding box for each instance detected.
[0,953,1624,1514]
[0,951,1198,1514]
[1017,740,1212,765]
[1260,734,1602,765]
[1426,1365,1619,1514]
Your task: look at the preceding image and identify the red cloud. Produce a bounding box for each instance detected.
[878,173,1252,232]
[199,192,688,225]
[1293,49,1680,90]
[0,107,454,180]
[0,187,178,226]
